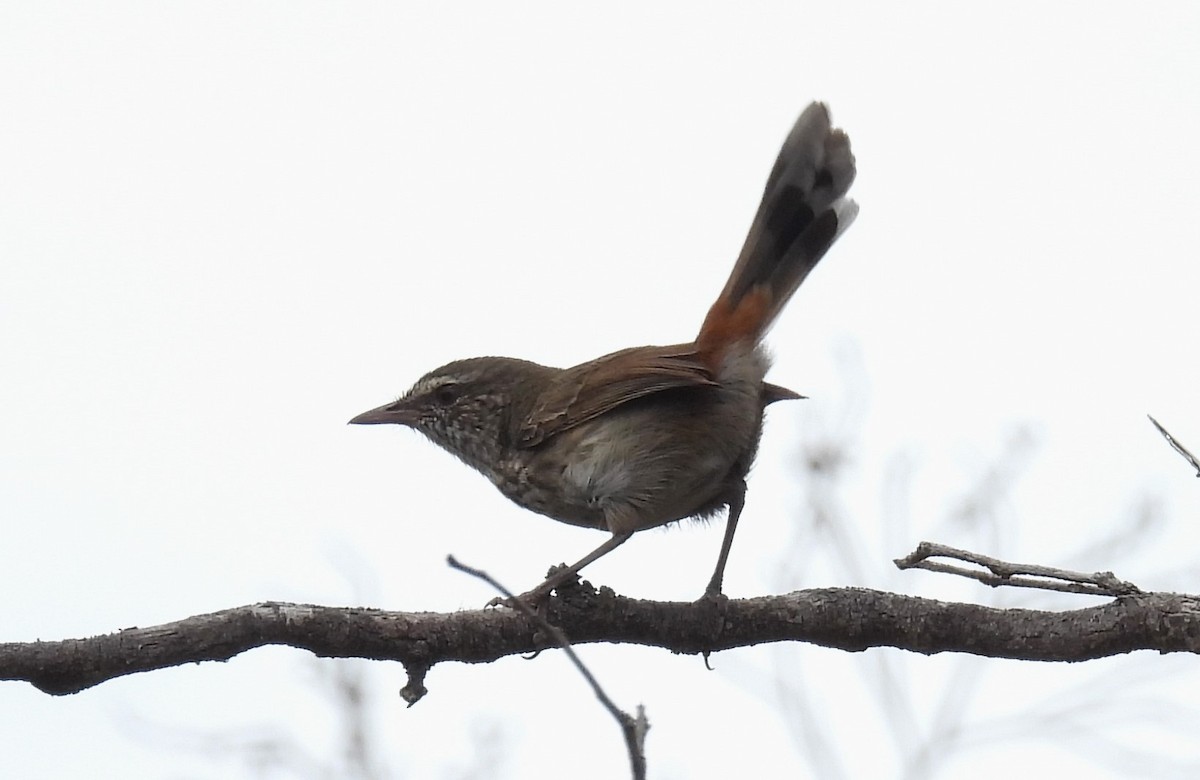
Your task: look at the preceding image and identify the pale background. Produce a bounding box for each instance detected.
[2,3,1199,778]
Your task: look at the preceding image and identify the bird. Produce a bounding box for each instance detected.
[350,102,856,605]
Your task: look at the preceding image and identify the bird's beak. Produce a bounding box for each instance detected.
[762,382,806,405]
[348,400,419,426]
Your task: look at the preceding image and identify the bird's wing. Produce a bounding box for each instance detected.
[516,344,717,447]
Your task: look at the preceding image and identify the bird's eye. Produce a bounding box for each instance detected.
[432,383,459,406]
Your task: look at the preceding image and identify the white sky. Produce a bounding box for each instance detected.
[3,3,1199,778]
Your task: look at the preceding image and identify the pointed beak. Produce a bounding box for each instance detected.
[762,382,806,405]
[348,400,419,426]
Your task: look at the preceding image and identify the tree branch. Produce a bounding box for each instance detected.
[1148,415,1200,477]
[895,541,1142,596]
[4,585,1199,699]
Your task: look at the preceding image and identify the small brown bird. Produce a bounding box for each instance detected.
[351,102,856,603]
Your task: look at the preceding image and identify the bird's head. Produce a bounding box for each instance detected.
[349,356,554,475]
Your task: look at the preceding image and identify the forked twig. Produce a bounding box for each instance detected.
[1148,415,1200,477]
[895,541,1141,597]
[447,556,648,780]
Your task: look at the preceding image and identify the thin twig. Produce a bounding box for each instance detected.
[1148,415,1200,477]
[446,555,648,780]
[894,541,1142,596]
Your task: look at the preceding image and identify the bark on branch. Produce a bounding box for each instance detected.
[3,585,1199,699]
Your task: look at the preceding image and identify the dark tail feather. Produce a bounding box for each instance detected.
[698,103,856,349]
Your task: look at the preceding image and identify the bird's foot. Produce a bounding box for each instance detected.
[486,588,548,611]
[485,564,579,610]
[695,587,731,670]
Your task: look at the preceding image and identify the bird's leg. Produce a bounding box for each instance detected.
[490,530,634,608]
[697,483,747,666]
[704,480,747,598]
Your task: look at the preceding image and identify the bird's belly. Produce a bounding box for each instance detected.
[494,390,763,534]
[491,458,611,530]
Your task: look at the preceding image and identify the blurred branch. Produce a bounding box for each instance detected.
[448,555,648,780]
[120,659,387,780]
[1149,415,1200,477]
[4,584,1199,698]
